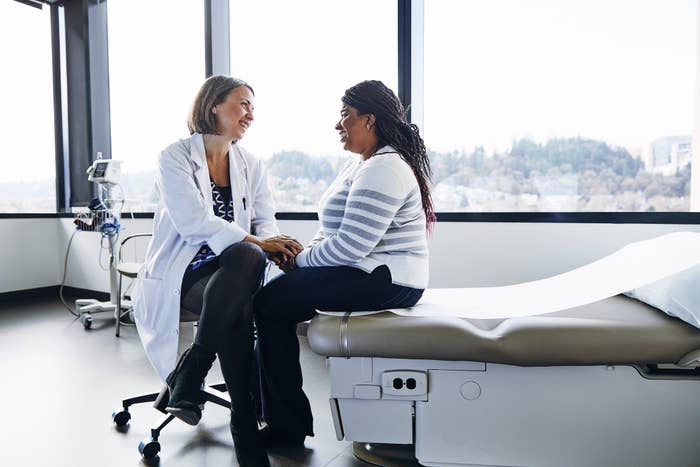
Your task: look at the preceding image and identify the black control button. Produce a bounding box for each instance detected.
[393,378,403,390]
[406,378,416,390]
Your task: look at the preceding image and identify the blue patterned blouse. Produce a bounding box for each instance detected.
[189,180,234,270]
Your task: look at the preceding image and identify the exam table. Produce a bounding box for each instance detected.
[307,294,700,467]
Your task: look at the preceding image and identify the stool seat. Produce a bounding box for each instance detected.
[180,308,200,323]
[117,262,143,278]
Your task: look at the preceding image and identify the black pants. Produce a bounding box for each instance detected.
[253,264,424,436]
[181,242,267,414]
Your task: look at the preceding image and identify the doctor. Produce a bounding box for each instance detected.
[133,75,301,467]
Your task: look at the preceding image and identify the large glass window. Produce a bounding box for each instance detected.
[230,0,398,211]
[0,1,56,213]
[108,0,205,212]
[424,0,697,212]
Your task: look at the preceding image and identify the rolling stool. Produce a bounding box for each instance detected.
[112,309,231,460]
[115,233,152,337]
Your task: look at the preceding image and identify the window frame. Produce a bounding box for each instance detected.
[411,0,700,219]
[3,0,60,213]
[30,0,700,222]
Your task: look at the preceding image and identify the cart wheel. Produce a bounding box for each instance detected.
[80,314,93,330]
[112,409,130,427]
[139,438,160,459]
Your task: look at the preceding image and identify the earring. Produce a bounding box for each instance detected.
[366,124,371,130]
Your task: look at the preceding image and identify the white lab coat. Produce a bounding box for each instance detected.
[132,133,279,381]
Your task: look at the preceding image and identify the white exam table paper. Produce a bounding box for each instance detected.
[319,232,700,320]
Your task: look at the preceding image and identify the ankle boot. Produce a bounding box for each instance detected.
[162,343,215,425]
[258,424,306,447]
[230,398,270,467]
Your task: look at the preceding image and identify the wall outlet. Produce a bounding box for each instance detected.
[381,371,427,397]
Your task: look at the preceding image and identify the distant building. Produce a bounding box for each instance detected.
[641,135,692,175]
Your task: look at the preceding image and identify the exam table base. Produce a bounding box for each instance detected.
[328,357,700,467]
[352,442,421,467]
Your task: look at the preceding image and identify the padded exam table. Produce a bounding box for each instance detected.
[308,294,700,467]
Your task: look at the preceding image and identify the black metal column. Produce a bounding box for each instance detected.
[63,0,112,207]
[398,0,412,122]
[51,4,69,211]
[205,0,230,77]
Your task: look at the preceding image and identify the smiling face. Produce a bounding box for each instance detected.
[335,104,377,159]
[212,85,255,141]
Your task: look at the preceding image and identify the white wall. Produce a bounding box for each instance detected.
[277,220,700,287]
[0,219,62,293]
[56,217,154,292]
[427,222,700,287]
[2,217,696,294]
[56,219,700,291]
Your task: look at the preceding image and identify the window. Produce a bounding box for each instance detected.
[0,1,56,212]
[108,0,205,212]
[230,0,398,211]
[423,0,697,212]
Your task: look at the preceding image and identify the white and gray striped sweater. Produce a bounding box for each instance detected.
[295,146,429,289]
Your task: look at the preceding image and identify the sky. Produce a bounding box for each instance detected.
[422,0,699,154]
[0,0,697,183]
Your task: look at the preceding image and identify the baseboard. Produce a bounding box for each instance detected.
[0,286,59,303]
[0,285,109,304]
[62,286,110,302]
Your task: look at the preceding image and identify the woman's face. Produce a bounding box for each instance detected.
[212,86,254,140]
[335,104,376,156]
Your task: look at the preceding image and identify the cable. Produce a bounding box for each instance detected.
[59,229,80,317]
[62,175,136,324]
[98,237,111,271]
[96,183,123,270]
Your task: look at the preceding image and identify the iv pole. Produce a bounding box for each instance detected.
[75,159,126,329]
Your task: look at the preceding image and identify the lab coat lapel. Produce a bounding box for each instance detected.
[229,144,251,233]
[190,134,213,204]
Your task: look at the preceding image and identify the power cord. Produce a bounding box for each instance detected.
[59,229,79,317]
[60,227,137,327]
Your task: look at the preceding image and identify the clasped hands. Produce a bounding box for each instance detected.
[258,234,303,272]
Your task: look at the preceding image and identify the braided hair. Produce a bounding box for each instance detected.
[342,80,435,231]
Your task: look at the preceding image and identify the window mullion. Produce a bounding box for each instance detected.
[205,0,231,77]
[690,4,700,211]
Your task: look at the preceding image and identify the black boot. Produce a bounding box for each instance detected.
[258,424,306,447]
[230,397,270,467]
[160,343,215,425]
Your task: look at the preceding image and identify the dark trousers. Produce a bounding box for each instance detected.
[253,264,423,436]
[181,242,267,417]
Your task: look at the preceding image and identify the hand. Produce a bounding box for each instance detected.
[246,234,303,263]
[278,255,297,273]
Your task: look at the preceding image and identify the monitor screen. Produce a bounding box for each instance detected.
[93,162,109,178]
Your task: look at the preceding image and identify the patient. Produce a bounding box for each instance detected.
[253,80,434,445]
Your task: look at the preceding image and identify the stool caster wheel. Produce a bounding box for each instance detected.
[139,437,160,459]
[80,313,93,329]
[112,409,130,427]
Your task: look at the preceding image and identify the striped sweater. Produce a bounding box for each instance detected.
[295,146,429,289]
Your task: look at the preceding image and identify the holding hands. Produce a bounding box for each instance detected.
[246,234,303,267]
[277,255,298,273]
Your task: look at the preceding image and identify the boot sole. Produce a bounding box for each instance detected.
[165,407,201,426]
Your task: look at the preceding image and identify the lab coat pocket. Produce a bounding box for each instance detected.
[134,277,164,327]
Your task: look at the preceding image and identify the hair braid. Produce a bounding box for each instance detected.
[342,80,436,231]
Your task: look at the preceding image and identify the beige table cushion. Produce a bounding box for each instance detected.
[307,295,700,366]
